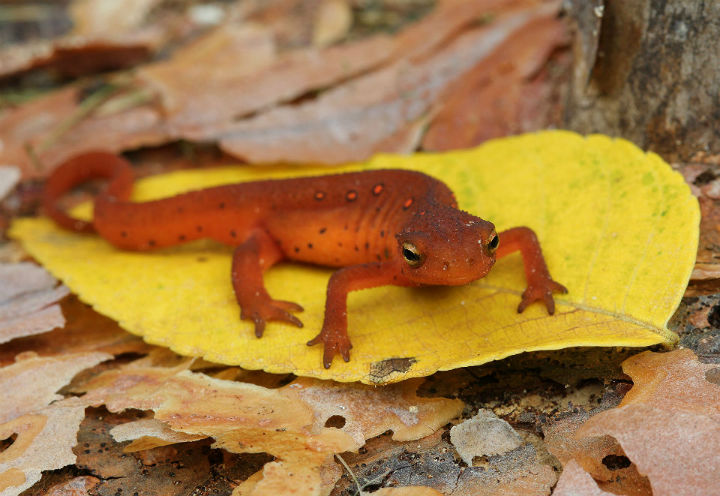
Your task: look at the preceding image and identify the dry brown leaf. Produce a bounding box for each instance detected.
[422,12,567,150]
[0,87,79,176]
[139,24,277,118]
[0,296,150,368]
[0,351,110,424]
[542,411,651,495]
[553,460,614,496]
[0,263,69,346]
[0,352,111,495]
[166,34,396,134]
[171,0,529,137]
[217,3,559,164]
[575,350,720,496]
[79,359,462,495]
[110,419,205,452]
[0,0,162,80]
[291,377,464,444]
[0,85,168,178]
[0,400,87,496]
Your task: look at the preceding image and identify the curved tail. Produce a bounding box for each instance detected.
[43,151,135,233]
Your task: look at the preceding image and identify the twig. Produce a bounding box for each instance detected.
[33,82,119,155]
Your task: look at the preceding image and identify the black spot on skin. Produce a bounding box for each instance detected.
[319,227,327,234]
[148,240,156,247]
[380,230,385,237]
[308,243,313,249]
[337,241,343,247]
[384,248,391,259]
[393,275,397,280]
[375,207,382,213]
[196,226,203,233]
[376,254,382,261]
[365,242,370,250]
[344,224,349,230]
[230,230,237,238]
[294,247,300,253]
[120,231,128,238]
[354,245,359,252]
[219,202,226,209]
[179,234,186,241]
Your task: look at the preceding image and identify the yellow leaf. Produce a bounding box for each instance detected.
[10,131,699,384]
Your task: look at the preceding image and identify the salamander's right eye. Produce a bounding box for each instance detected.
[487,232,499,253]
[402,242,424,267]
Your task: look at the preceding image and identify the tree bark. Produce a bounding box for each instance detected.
[564,0,720,161]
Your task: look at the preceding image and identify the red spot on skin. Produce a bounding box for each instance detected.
[403,198,414,209]
[346,190,358,201]
[372,184,384,195]
[315,191,325,201]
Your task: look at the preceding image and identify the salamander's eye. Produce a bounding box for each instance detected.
[487,233,499,253]
[402,242,424,267]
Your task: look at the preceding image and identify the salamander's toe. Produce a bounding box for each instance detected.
[308,328,352,369]
[241,297,305,336]
[518,277,568,315]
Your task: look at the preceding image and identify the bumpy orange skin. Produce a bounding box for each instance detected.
[44,151,567,368]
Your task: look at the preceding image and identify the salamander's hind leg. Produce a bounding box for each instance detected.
[232,229,303,337]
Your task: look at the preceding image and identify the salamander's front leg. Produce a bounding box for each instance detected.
[232,229,303,337]
[308,262,402,369]
[497,227,568,314]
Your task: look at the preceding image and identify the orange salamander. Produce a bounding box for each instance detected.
[44,151,567,368]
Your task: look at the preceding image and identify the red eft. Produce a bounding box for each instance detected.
[44,151,568,368]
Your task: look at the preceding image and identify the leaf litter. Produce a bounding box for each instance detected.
[0,0,566,176]
[74,356,463,495]
[0,263,69,345]
[0,1,713,494]
[0,352,110,495]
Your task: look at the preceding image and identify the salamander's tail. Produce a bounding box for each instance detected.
[43,151,134,233]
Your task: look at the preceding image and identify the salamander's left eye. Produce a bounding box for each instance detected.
[487,233,499,253]
[402,242,424,267]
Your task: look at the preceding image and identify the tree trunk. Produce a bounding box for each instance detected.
[564,0,720,161]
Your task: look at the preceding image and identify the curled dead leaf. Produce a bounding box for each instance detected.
[0,263,69,345]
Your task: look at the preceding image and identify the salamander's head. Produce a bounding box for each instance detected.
[396,206,498,286]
